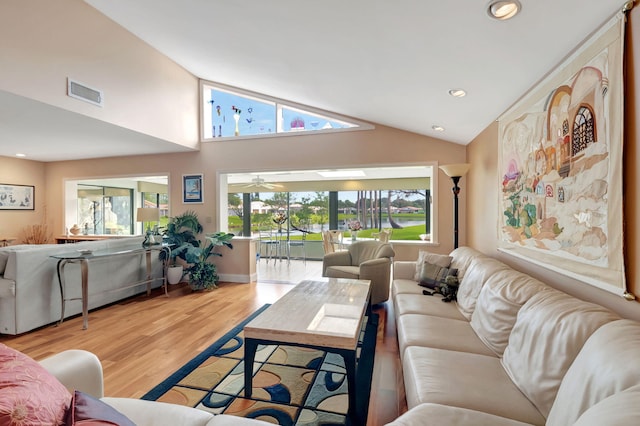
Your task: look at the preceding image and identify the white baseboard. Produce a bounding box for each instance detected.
[218,273,254,283]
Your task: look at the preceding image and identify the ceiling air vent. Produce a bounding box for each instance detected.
[67,78,103,107]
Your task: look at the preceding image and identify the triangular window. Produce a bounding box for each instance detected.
[201,81,372,140]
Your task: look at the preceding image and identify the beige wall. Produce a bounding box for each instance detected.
[0,157,47,240]
[39,123,466,254]
[466,6,640,320]
[0,0,198,148]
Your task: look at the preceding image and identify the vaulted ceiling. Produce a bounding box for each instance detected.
[0,0,624,162]
[84,0,622,144]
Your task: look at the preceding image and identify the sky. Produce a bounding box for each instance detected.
[205,88,353,138]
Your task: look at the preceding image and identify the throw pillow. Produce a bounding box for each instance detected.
[418,262,459,289]
[0,343,71,426]
[414,250,453,281]
[65,390,135,426]
[418,262,448,289]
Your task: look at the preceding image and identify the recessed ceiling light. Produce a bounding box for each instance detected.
[432,125,445,132]
[448,89,467,98]
[15,153,26,157]
[487,0,521,20]
[317,170,366,178]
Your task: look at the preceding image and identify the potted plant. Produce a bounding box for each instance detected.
[173,231,234,290]
[160,210,203,285]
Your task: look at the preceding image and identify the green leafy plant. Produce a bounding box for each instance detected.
[173,231,234,290]
[160,210,203,266]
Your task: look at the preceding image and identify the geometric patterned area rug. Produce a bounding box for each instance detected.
[142,304,378,425]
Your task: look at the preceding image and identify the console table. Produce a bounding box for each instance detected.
[51,244,169,330]
[55,235,129,244]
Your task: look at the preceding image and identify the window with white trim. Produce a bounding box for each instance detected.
[201,82,371,140]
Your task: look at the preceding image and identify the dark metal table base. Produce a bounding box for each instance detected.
[244,311,373,425]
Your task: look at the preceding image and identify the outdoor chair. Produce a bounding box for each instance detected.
[258,229,280,263]
[322,230,344,254]
[287,229,308,264]
[372,229,392,242]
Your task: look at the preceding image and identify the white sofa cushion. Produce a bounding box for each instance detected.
[394,293,467,320]
[103,398,273,426]
[385,403,534,426]
[502,290,620,418]
[103,397,216,426]
[546,319,640,425]
[392,278,424,298]
[394,261,418,281]
[456,257,510,320]
[470,269,550,356]
[449,246,484,281]
[402,346,545,425]
[397,314,496,360]
[572,384,640,426]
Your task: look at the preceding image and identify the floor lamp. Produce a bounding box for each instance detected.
[439,163,471,249]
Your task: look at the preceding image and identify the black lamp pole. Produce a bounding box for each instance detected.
[450,176,462,249]
[440,163,471,250]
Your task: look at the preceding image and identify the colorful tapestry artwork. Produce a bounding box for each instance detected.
[497,11,627,296]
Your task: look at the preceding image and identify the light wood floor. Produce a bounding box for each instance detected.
[0,260,406,425]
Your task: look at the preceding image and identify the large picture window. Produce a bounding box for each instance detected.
[224,166,434,243]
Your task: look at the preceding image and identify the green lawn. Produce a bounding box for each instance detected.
[227,215,428,241]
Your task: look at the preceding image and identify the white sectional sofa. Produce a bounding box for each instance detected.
[37,349,270,426]
[0,237,163,334]
[387,247,640,425]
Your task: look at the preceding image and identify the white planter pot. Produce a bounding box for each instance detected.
[167,266,184,285]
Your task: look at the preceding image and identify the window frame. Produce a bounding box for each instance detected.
[200,80,374,142]
[218,164,439,244]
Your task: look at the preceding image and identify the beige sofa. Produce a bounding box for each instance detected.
[387,247,640,425]
[39,349,269,425]
[0,237,163,334]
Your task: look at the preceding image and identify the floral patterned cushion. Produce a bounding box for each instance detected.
[0,343,71,426]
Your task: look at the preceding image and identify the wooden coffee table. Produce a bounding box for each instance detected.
[243,277,371,424]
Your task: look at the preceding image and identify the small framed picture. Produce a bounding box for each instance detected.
[0,183,35,210]
[182,174,203,204]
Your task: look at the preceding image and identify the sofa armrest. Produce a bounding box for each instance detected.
[103,398,273,426]
[39,349,104,399]
[394,261,417,280]
[322,251,352,274]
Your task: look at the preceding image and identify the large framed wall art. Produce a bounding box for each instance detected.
[0,183,35,210]
[497,11,629,297]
